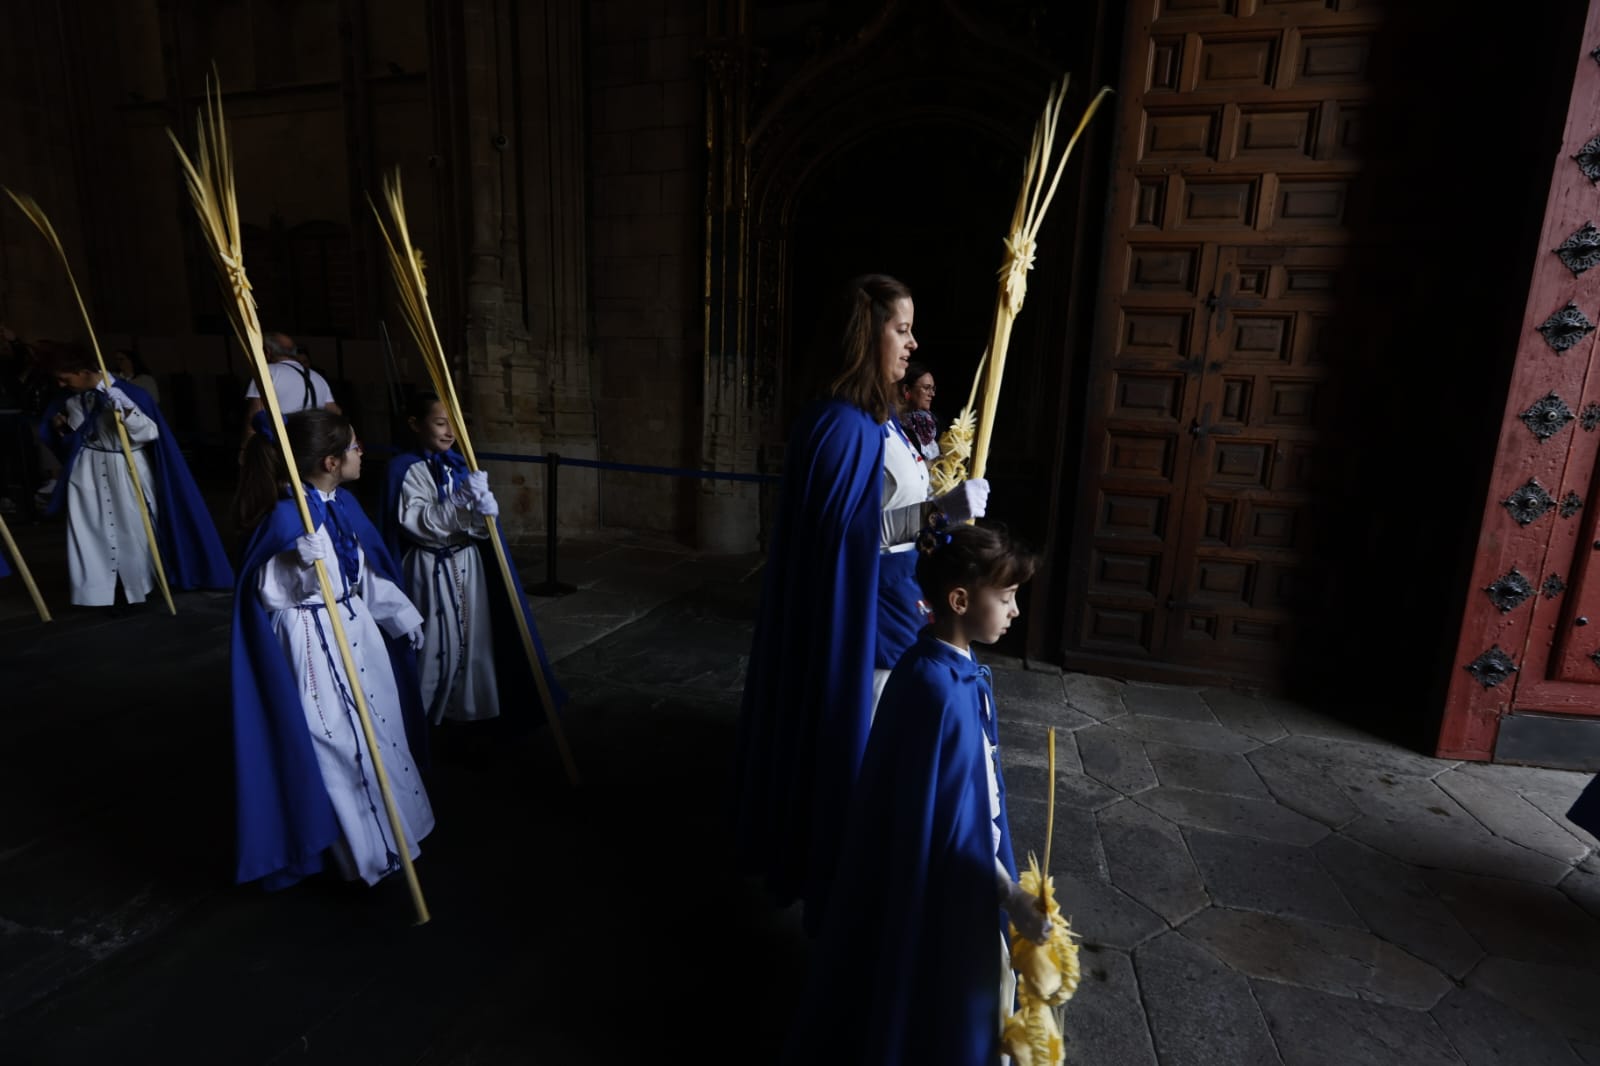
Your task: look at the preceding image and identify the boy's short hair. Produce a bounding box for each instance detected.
[915,521,1038,614]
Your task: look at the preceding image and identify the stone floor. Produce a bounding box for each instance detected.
[2,504,1600,1064]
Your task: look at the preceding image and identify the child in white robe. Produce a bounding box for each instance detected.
[46,366,159,606]
[232,409,434,888]
[391,393,504,724]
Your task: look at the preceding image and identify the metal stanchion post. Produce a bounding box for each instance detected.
[530,451,576,597]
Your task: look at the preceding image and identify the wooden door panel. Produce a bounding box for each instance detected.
[1067,0,1377,683]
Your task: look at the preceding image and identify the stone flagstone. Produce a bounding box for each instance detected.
[1313,834,1484,979]
[1253,980,1465,1066]
[1274,733,1458,781]
[1097,799,1209,926]
[1466,957,1600,1045]
[1436,768,1593,865]
[1345,814,1575,887]
[1122,681,1218,723]
[1051,871,1167,951]
[1145,741,1270,799]
[1429,986,1585,1066]
[1062,672,1127,722]
[1424,870,1600,969]
[1076,723,1158,795]
[1181,906,1451,1010]
[1108,714,1264,755]
[1247,743,1361,829]
[1200,687,1289,744]
[1136,786,1330,847]
[1060,946,1159,1066]
[1134,931,1281,1066]
[1185,831,1363,929]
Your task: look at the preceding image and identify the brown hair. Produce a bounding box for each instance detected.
[41,341,98,375]
[915,521,1038,617]
[825,273,913,424]
[233,409,355,534]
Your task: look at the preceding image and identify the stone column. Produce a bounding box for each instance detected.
[697,20,763,553]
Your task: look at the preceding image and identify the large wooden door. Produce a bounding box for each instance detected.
[1439,0,1600,763]
[1064,0,1380,683]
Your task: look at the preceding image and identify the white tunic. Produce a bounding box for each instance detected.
[256,495,434,885]
[244,360,337,412]
[62,388,159,606]
[397,461,499,724]
[872,418,934,706]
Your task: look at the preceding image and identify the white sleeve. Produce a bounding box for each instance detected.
[111,390,160,444]
[359,547,424,637]
[254,526,334,608]
[399,463,476,545]
[312,370,336,407]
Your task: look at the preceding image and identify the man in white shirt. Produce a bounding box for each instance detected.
[239,332,341,459]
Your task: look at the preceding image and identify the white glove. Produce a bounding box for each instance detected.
[448,479,476,510]
[295,530,328,568]
[473,489,500,517]
[1002,878,1053,945]
[405,626,425,651]
[935,478,989,523]
[466,470,489,498]
[107,387,139,415]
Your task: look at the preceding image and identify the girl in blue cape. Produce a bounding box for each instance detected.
[783,521,1051,1066]
[39,343,232,605]
[378,392,566,728]
[231,409,434,890]
[734,274,990,932]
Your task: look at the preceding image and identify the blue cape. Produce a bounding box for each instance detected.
[784,632,1019,1066]
[40,378,233,590]
[1569,778,1600,839]
[0,546,11,579]
[378,449,568,721]
[229,489,428,889]
[733,398,884,931]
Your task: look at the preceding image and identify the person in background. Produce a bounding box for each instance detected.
[898,360,941,463]
[110,348,161,405]
[239,332,341,461]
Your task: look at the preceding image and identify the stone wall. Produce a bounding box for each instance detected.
[586,0,705,538]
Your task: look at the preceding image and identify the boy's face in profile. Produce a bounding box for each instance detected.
[962,582,1021,645]
[54,369,100,392]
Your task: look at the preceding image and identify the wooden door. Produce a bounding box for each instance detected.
[1439,0,1600,762]
[1064,0,1380,684]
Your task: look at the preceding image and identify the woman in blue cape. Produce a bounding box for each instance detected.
[734,274,990,932]
[230,409,433,890]
[784,522,1051,1066]
[377,391,567,730]
[38,343,232,604]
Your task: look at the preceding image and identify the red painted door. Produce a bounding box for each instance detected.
[1439,1,1600,759]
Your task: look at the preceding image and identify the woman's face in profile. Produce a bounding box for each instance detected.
[904,372,935,412]
[877,298,917,385]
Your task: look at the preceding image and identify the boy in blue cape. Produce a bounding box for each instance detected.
[377,392,567,735]
[783,520,1051,1066]
[39,344,232,604]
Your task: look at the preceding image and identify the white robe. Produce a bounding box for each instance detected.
[872,418,932,708]
[397,462,499,724]
[256,500,434,885]
[62,388,158,606]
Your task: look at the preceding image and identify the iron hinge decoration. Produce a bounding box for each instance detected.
[1544,573,1566,598]
[1466,646,1518,689]
[1485,568,1535,612]
[1584,403,1600,431]
[1593,43,1600,65]
[1537,303,1596,353]
[1590,648,1600,672]
[1520,392,1576,440]
[1556,222,1600,276]
[1580,135,1600,182]
[1503,478,1555,525]
[1563,491,1585,518]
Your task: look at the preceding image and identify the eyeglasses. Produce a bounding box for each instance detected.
[344,439,363,454]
